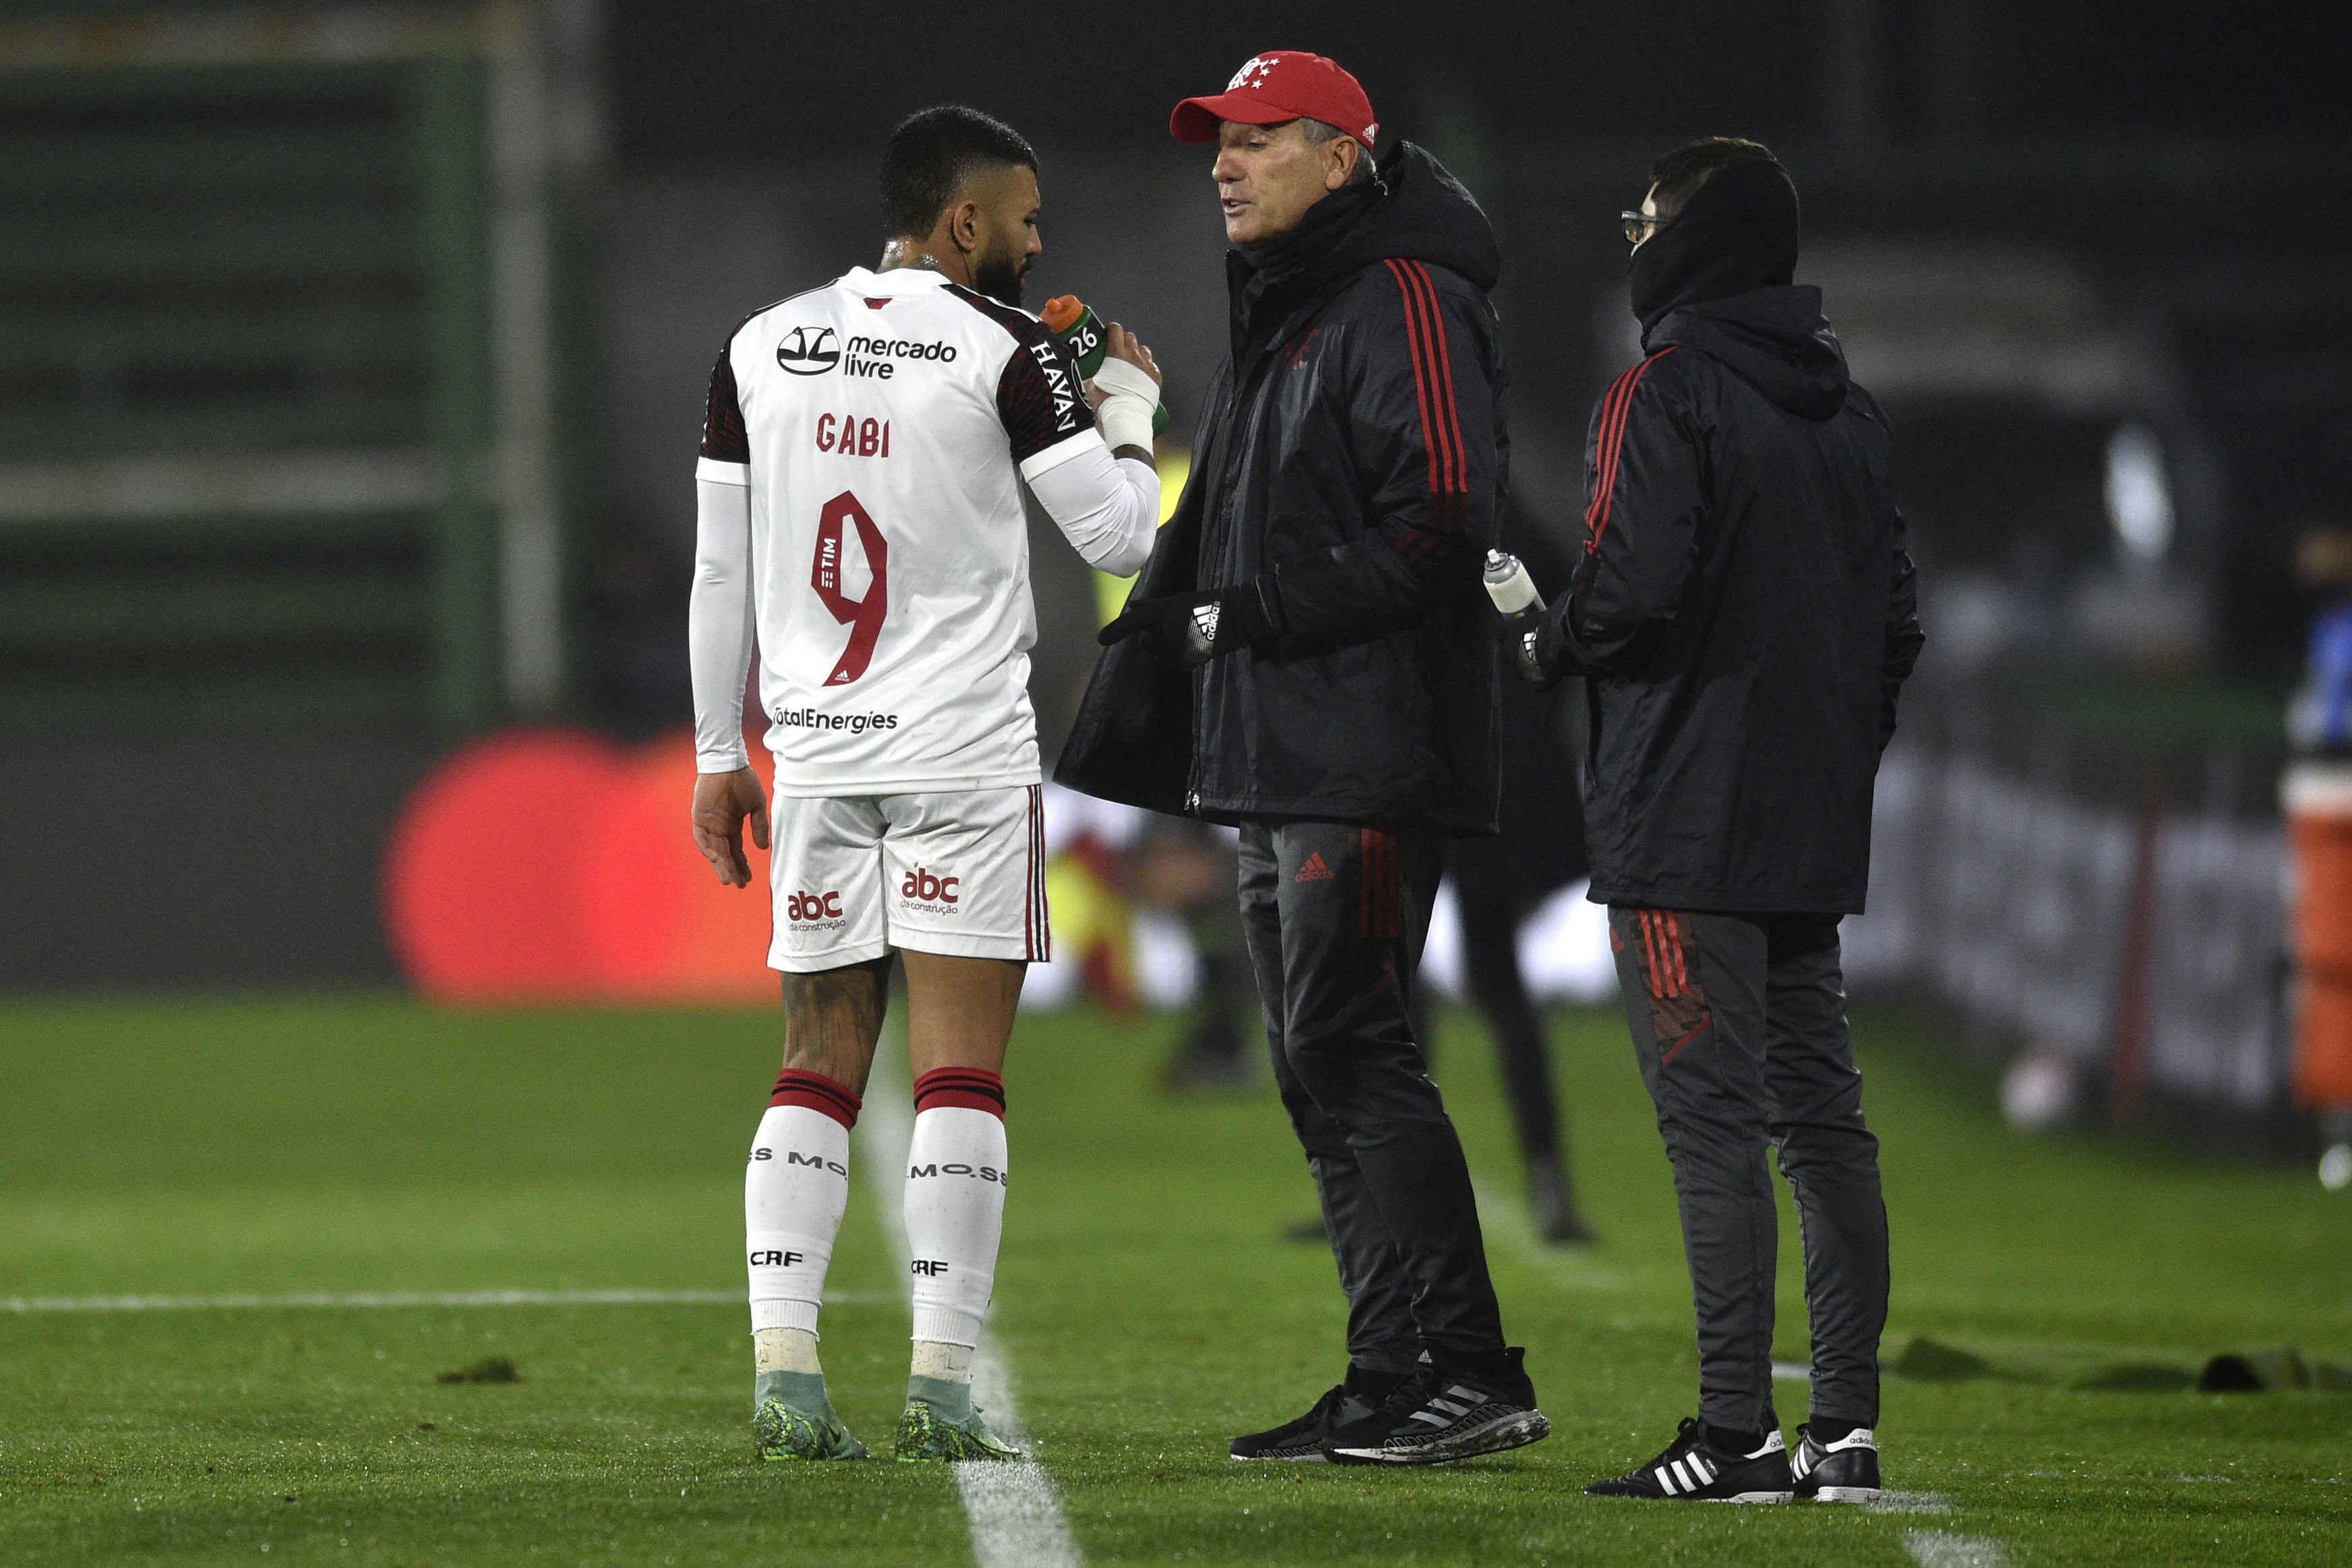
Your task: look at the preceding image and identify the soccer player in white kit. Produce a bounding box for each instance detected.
[685,107,1166,1461]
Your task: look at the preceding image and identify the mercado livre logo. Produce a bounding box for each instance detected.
[777,324,839,375]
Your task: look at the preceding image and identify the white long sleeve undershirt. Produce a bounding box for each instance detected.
[687,432,1158,776]
[690,473,758,774]
[1022,430,1160,580]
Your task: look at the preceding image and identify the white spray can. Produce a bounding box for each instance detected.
[1483,549,1555,688]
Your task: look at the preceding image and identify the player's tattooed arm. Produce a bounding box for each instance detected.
[781,958,893,1093]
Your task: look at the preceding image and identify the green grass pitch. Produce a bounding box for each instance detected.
[2,994,2347,1565]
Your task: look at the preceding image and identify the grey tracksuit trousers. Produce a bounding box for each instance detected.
[1608,906,1889,1435]
[1239,816,1507,1372]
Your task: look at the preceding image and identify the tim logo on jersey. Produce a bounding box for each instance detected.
[777,325,840,375]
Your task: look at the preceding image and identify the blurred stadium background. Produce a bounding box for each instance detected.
[7,3,2352,1564]
[7,0,2351,1154]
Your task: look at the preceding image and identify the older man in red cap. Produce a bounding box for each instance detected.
[1058,51,1544,1466]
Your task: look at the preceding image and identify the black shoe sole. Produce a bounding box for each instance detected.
[1324,1409,1550,1466]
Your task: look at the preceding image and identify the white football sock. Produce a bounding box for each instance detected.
[902,1105,1007,1352]
[745,1104,851,1345]
[910,1339,974,1382]
[753,1326,821,1374]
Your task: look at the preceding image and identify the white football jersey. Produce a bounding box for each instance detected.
[696,265,1099,795]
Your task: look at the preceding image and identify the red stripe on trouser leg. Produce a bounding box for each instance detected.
[1375,824,1399,939]
[1640,911,1667,999]
[770,1067,862,1130]
[913,1066,1006,1119]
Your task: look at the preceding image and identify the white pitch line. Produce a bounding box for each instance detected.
[2,1288,895,1314]
[1871,1492,1954,1515]
[861,1046,1082,1568]
[1905,1530,2011,1567]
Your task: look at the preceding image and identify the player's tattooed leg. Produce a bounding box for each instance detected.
[748,955,891,1461]
[781,955,893,1094]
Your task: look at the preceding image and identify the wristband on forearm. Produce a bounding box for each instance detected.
[1090,356,1160,454]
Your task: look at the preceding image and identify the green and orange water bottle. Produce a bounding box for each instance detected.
[1041,295,1169,437]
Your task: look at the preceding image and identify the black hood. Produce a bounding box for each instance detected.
[1628,159,1800,336]
[1648,284,1851,419]
[1227,141,1499,360]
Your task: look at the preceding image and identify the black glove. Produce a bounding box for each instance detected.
[1496,603,1561,690]
[1099,577,1283,667]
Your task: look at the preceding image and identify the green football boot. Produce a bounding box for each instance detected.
[892,1374,1021,1461]
[752,1370,868,1461]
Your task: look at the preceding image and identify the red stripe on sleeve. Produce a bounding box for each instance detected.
[1584,371,1640,530]
[1585,347,1677,556]
[1384,261,1445,497]
[1404,263,1467,495]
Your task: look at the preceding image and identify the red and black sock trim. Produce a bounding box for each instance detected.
[912,1066,1006,1119]
[770,1067,862,1130]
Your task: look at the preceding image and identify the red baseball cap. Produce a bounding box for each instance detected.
[1170,51,1378,146]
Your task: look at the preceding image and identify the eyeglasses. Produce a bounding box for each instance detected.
[1620,209,1673,246]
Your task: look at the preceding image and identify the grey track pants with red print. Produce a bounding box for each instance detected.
[1239,816,1508,1374]
[1608,907,1889,1436]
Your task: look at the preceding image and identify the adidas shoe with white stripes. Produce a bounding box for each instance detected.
[1791,1423,1881,1502]
[1320,1348,1550,1466]
[1230,1365,1401,1461]
[1584,1418,1793,1502]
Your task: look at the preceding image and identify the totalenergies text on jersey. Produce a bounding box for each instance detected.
[775,706,900,734]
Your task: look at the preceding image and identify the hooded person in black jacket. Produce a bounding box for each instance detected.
[1057,51,1545,1467]
[1524,139,1924,1505]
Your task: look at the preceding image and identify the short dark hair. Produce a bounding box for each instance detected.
[1648,136,1781,220]
[1299,118,1375,185]
[879,106,1037,239]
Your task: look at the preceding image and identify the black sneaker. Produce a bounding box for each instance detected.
[1791,1423,1881,1502]
[1230,1366,1400,1461]
[1320,1348,1549,1466]
[1585,1418,1793,1502]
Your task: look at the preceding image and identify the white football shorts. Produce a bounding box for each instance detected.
[766,784,1049,972]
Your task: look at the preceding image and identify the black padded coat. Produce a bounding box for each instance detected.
[1539,285,1926,915]
[1055,142,1507,833]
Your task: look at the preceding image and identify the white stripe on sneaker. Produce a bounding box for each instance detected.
[1655,1465,1679,1494]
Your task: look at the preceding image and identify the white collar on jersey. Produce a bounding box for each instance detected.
[842,264,949,296]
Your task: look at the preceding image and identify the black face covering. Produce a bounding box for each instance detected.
[1627,159,1801,337]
